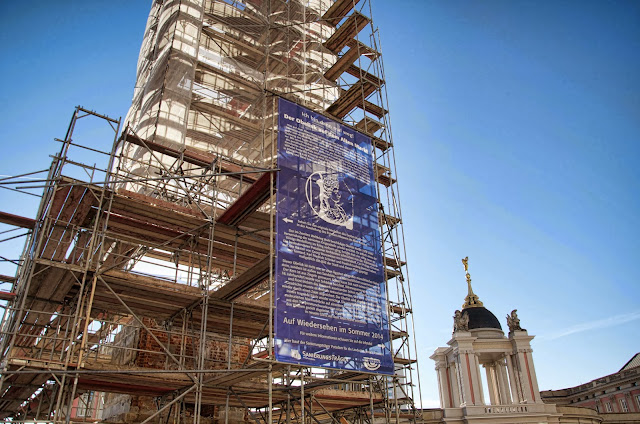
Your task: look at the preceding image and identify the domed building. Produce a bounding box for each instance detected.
[428,258,602,424]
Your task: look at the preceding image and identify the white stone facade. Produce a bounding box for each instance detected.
[431,324,565,423]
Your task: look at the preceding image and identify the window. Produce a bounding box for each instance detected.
[620,398,629,412]
[605,402,613,412]
[636,394,640,410]
[76,392,94,417]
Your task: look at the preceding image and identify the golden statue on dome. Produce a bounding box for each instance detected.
[461,256,483,309]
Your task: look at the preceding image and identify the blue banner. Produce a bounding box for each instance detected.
[274,98,393,374]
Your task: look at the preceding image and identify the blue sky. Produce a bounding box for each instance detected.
[1,0,639,409]
[374,0,640,406]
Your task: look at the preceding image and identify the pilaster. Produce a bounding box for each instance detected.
[509,330,542,404]
[516,349,535,403]
[448,331,480,407]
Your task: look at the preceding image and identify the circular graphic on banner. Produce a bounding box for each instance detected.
[305,171,353,230]
[363,357,381,371]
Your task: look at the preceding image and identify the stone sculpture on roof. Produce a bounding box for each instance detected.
[453,309,469,332]
[506,309,525,332]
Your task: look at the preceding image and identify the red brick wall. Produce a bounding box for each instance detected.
[134,318,250,370]
[103,318,253,423]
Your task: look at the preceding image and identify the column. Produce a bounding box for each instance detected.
[523,350,542,402]
[484,364,498,405]
[435,362,451,408]
[455,352,472,406]
[506,354,523,403]
[496,360,512,404]
[471,353,485,405]
[431,348,459,408]
[457,350,482,406]
[449,362,461,407]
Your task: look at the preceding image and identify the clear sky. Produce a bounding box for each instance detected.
[1,0,639,410]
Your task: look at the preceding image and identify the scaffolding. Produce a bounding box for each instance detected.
[0,0,421,423]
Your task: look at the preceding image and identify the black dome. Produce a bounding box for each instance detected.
[462,307,502,330]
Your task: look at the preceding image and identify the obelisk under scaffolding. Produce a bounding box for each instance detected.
[0,1,421,422]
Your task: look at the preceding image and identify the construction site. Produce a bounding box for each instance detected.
[0,0,421,423]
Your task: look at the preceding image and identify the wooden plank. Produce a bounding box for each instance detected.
[368,412,419,419]
[217,172,272,226]
[393,356,417,365]
[361,97,387,118]
[379,212,400,228]
[120,132,257,184]
[324,47,361,82]
[212,255,271,300]
[345,64,383,87]
[384,256,405,269]
[354,116,382,135]
[345,38,380,60]
[104,214,264,265]
[102,269,201,296]
[28,264,74,307]
[72,370,288,407]
[191,99,262,132]
[322,0,362,27]
[326,79,376,119]
[116,189,210,219]
[0,274,16,283]
[33,258,84,273]
[0,211,35,229]
[391,330,409,340]
[91,293,190,318]
[40,185,88,259]
[110,195,208,232]
[376,174,396,187]
[214,223,270,253]
[0,291,16,301]
[201,26,265,58]
[238,210,271,233]
[203,7,266,39]
[0,372,50,416]
[89,272,269,337]
[385,268,402,279]
[389,304,412,315]
[76,377,174,396]
[196,60,262,95]
[101,227,256,271]
[323,12,370,54]
[140,248,248,275]
[45,184,72,222]
[375,163,389,178]
[205,362,286,387]
[371,135,390,151]
[54,188,96,262]
[334,91,388,120]
[37,182,98,263]
[178,302,269,338]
